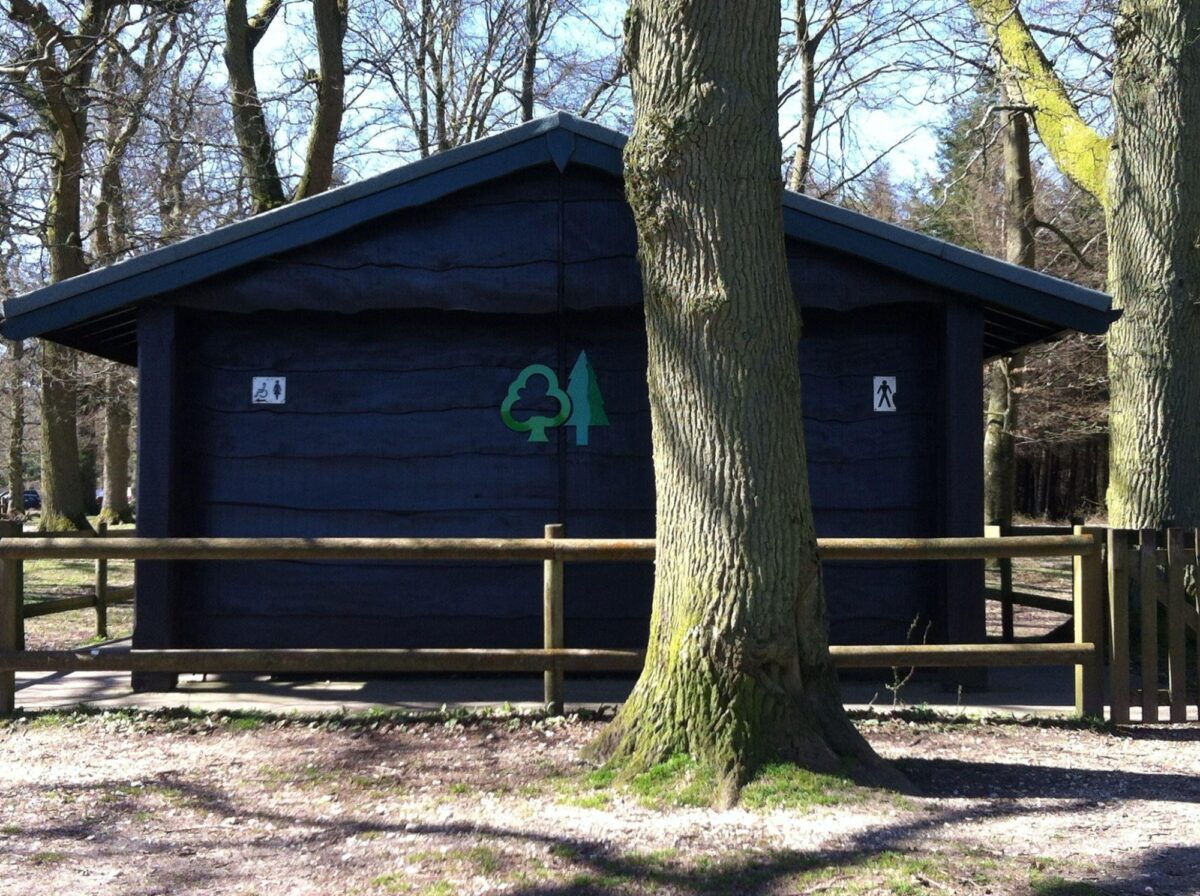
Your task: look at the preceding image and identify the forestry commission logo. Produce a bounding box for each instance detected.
[501,352,609,445]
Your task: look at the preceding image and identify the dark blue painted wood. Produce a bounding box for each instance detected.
[133,304,179,690]
[940,299,986,683]
[109,166,991,654]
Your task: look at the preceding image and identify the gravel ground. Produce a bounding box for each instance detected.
[0,711,1196,896]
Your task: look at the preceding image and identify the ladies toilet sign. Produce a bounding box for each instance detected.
[873,376,896,412]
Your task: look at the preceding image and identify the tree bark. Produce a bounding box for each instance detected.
[786,0,816,193]
[1104,1,1200,528]
[99,370,133,524]
[224,0,288,212]
[520,0,545,122]
[983,82,1035,528]
[592,0,903,801]
[293,0,348,200]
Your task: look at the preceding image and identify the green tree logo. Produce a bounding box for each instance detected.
[501,354,609,445]
[566,351,609,446]
[500,364,571,442]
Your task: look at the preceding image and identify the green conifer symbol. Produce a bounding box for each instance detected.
[500,364,571,443]
[565,351,609,446]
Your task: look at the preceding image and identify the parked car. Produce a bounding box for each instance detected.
[0,488,40,511]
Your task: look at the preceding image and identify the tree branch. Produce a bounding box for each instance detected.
[1033,217,1096,270]
[966,0,1111,206]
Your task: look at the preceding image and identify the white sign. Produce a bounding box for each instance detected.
[873,376,896,413]
[252,376,287,405]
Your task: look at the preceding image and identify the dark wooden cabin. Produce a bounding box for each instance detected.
[1,114,1114,670]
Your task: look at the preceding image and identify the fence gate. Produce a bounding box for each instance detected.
[1106,528,1200,723]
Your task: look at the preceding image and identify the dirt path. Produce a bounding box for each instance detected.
[0,711,1196,895]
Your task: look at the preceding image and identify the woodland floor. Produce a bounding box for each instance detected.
[1,710,1197,896]
[8,526,1194,895]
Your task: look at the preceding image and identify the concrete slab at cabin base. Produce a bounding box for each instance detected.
[12,643,1143,719]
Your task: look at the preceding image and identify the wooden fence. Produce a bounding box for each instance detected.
[2,521,135,641]
[0,527,1105,717]
[985,522,1077,643]
[1105,528,1200,724]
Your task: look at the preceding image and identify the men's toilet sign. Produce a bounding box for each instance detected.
[873,376,896,412]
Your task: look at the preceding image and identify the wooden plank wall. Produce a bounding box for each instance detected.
[156,165,961,651]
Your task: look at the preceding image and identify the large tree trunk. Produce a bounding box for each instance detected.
[593,0,901,802]
[40,128,92,533]
[1105,1,1200,528]
[983,83,1036,528]
[293,0,348,201]
[224,0,288,213]
[39,344,89,531]
[99,370,133,524]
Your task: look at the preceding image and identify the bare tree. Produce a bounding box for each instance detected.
[781,0,942,197]
[0,0,127,531]
[224,0,348,212]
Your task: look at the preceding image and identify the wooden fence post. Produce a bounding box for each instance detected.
[1074,525,1105,718]
[1165,528,1188,722]
[985,524,1014,642]
[543,524,565,715]
[1106,529,1131,724]
[0,520,24,715]
[95,521,108,640]
[1139,529,1161,722]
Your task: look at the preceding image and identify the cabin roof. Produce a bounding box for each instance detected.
[1,112,1114,364]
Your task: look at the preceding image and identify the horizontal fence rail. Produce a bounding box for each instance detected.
[0,643,1096,675]
[0,530,1105,717]
[0,534,1098,562]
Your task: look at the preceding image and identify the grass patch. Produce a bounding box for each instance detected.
[459,845,503,874]
[629,754,716,809]
[780,850,947,895]
[740,763,857,811]
[557,767,616,809]
[1031,872,1101,895]
[568,872,629,890]
[370,872,412,893]
[1,824,21,835]
[29,851,65,865]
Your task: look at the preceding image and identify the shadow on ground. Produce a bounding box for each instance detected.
[899,757,1200,803]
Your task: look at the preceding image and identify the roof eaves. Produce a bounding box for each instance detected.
[2,113,626,339]
[781,192,1111,331]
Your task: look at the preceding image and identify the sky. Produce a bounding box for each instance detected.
[252,0,957,193]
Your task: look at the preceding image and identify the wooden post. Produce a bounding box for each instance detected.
[94,521,108,640]
[1106,529,1131,724]
[1166,528,1188,722]
[1073,526,1105,718]
[1195,529,1200,722]
[134,304,179,692]
[543,524,565,714]
[1139,529,1160,721]
[0,520,23,715]
[985,523,1015,642]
